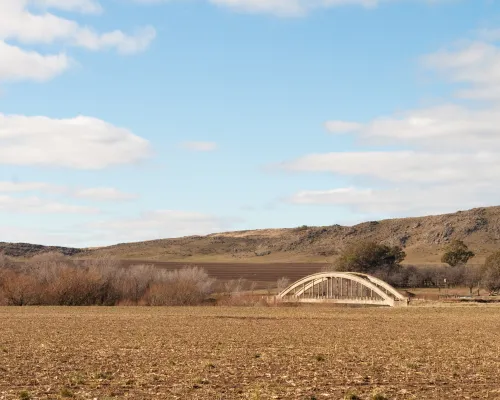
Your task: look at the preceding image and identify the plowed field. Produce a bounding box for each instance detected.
[1,306,500,399]
[121,261,327,288]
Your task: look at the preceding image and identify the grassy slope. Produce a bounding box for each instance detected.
[3,206,500,264]
[84,206,500,264]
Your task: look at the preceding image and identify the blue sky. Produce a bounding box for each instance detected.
[1,0,500,247]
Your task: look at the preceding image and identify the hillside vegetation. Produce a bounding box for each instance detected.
[2,206,500,264]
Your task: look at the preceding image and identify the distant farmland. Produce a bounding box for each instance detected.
[121,260,328,287]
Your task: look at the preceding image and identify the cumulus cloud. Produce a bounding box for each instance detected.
[133,0,451,16]
[283,24,500,218]
[0,181,138,202]
[0,195,99,214]
[73,187,139,201]
[180,141,218,152]
[0,0,155,83]
[423,37,500,100]
[281,151,500,184]
[0,41,70,82]
[0,114,152,169]
[0,181,58,193]
[32,0,103,14]
[90,210,240,243]
[324,104,500,151]
[289,184,500,217]
[0,209,240,247]
[283,105,500,214]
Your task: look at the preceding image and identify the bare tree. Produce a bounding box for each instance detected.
[144,266,215,306]
[277,277,290,293]
[482,252,500,295]
[463,265,481,296]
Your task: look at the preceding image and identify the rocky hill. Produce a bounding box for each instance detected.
[2,206,500,264]
[0,242,83,258]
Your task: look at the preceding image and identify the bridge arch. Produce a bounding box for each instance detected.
[277,272,408,307]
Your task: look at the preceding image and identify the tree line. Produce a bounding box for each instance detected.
[1,239,499,306]
[331,240,500,294]
[0,253,214,306]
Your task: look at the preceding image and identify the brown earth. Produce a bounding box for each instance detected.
[3,205,500,264]
[1,306,500,400]
[121,260,328,288]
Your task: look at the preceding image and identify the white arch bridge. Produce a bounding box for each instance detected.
[277,272,408,307]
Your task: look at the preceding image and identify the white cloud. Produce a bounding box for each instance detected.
[0,182,138,201]
[73,187,139,201]
[0,41,70,82]
[32,0,103,14]
[0,2,156,52]
[211,0,383,16]
[0,114,152,169]
[133,0,451,16]
[423,39,500,100]
[281,151,500,184]
[325,104,500,151]
[289,183,499,217]
[0,181,58,193]
[0,195,99,214]
[90,210,240,243]
[0,209,240,247]
[181,141,218,152]
[290,103,500,187]
[283,102,500,215]
[280,25,500,217]
[74,27,157,55]
[0,0,155,83]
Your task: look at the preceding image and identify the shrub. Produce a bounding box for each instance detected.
[143,267,215,306]
[276,277,290,292]
[19,391,31,400]
[336,241,406,275]
[0,270,40,305]
[0,254,215,306]
[482,252,500,294]
[441,240,475,267]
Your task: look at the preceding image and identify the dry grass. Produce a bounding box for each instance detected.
[77,206,500,264]
[1,306,500,399]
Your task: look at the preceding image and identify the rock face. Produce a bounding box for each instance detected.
[2,206,500,263]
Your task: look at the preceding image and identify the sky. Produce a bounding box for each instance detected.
[1,0,500,247]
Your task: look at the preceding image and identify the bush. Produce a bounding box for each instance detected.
[336,241,406,275]
[441,240,475,267]
[0,254,216,306]
[482,252,500,294]
[143,267,215,306]
[0,270,40,305]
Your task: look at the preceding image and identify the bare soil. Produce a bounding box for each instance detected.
[1,306,500,399]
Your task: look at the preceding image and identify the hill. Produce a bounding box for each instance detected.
[0,242,83,258]
[3,206,499,264]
